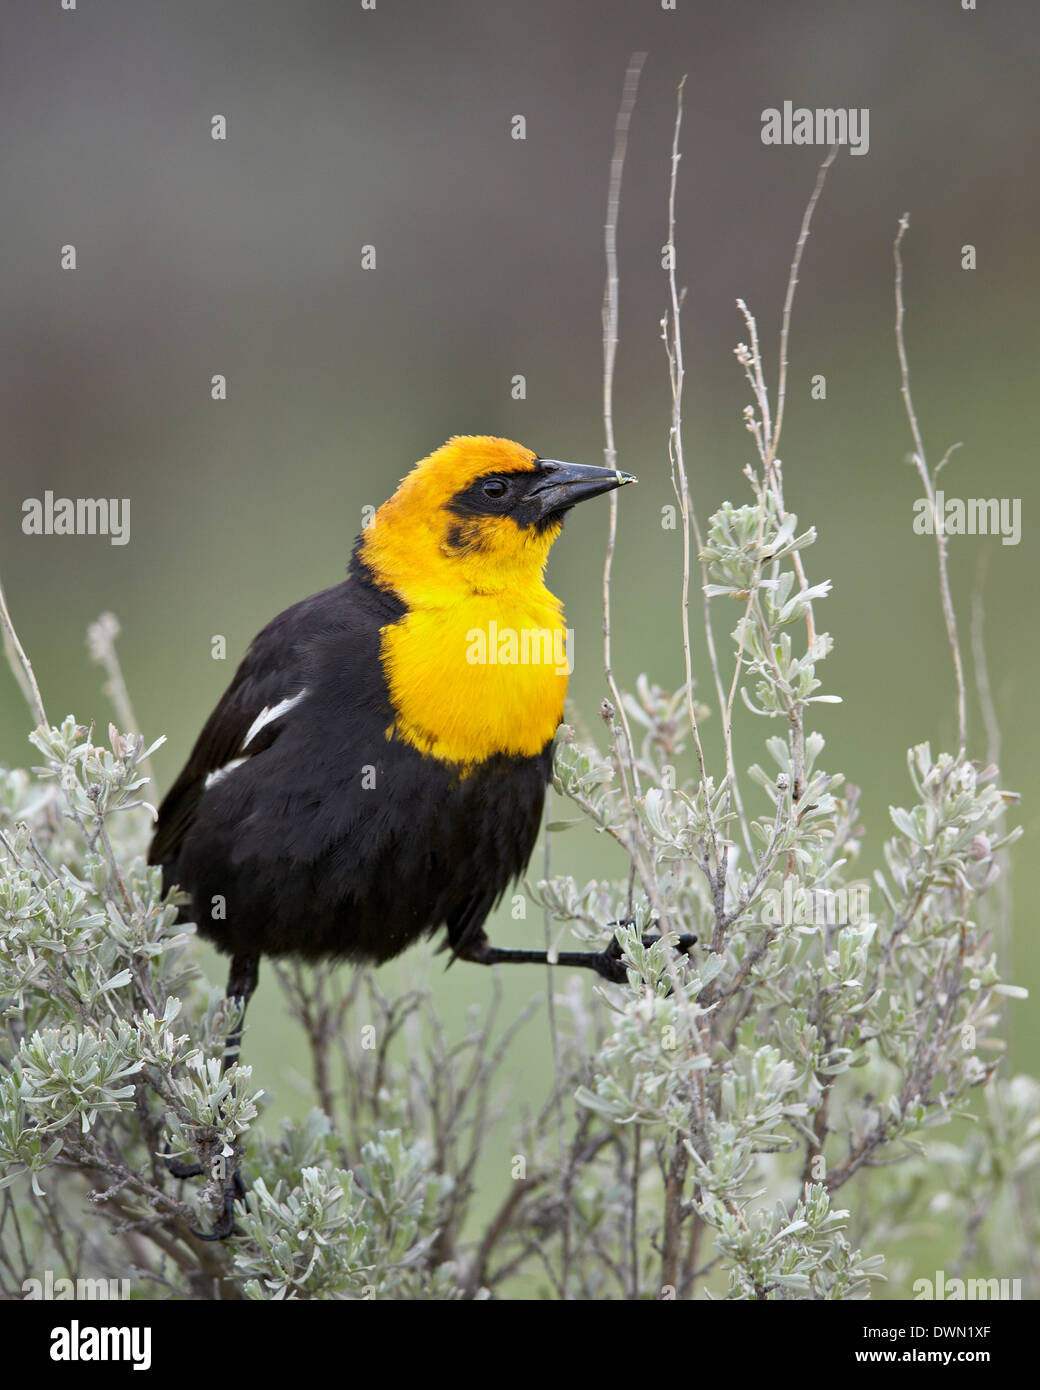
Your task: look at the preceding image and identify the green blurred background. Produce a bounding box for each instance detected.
[2,0,1037,1293]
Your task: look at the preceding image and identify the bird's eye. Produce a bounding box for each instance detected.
[482,478,508,500]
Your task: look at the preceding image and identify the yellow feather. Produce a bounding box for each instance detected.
[360,437,571,765]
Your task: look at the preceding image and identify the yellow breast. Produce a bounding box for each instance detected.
[381,591,569,766]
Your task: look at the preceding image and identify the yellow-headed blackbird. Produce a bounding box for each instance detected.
[150,435,644,1001]
[149,436,692,1230]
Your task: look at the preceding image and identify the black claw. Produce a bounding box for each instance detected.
[190,1164,248,1241]
[165,1143,248,1240]
[596,931,699,985]
[594,940,630,984]
[164,1148,205,1180]
[190,1177,240,1242]
[608,920,698,951]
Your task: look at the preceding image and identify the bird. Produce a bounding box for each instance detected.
[149,435,693,1234]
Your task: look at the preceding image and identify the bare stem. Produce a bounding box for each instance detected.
[661,77,740,861]
[893,214,968,750]
[601,50,646,809]
[770,146,839,463]
[87,612,157,790]
[0,574,47,728]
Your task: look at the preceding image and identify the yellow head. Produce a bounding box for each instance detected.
[359,436,633,606]
[356,436,635,766]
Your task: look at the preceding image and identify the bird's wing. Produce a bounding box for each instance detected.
[148,586,342,874]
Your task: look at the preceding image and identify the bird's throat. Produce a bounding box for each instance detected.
[380,592,569,766]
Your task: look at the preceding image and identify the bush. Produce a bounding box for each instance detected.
[0,65,1033,1302]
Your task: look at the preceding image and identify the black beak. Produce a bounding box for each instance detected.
[527,459,637,522]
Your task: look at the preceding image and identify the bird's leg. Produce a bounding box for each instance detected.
[221,953,260,1071]
[454,931,697,985]
[166,953,259,1240]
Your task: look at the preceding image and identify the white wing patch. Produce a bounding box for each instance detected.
[242,689,308,750]
[204,757,248,791]
[203,689,308,792]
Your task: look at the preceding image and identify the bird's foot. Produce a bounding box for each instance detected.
[594,931,698,984]
[193,1163,247,1242]
[165,1146,247,1240]
[164,1151,204,1180]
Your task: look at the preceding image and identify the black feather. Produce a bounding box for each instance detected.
[148,553,551,966]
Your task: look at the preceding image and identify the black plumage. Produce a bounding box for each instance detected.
[149,551,551,968]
